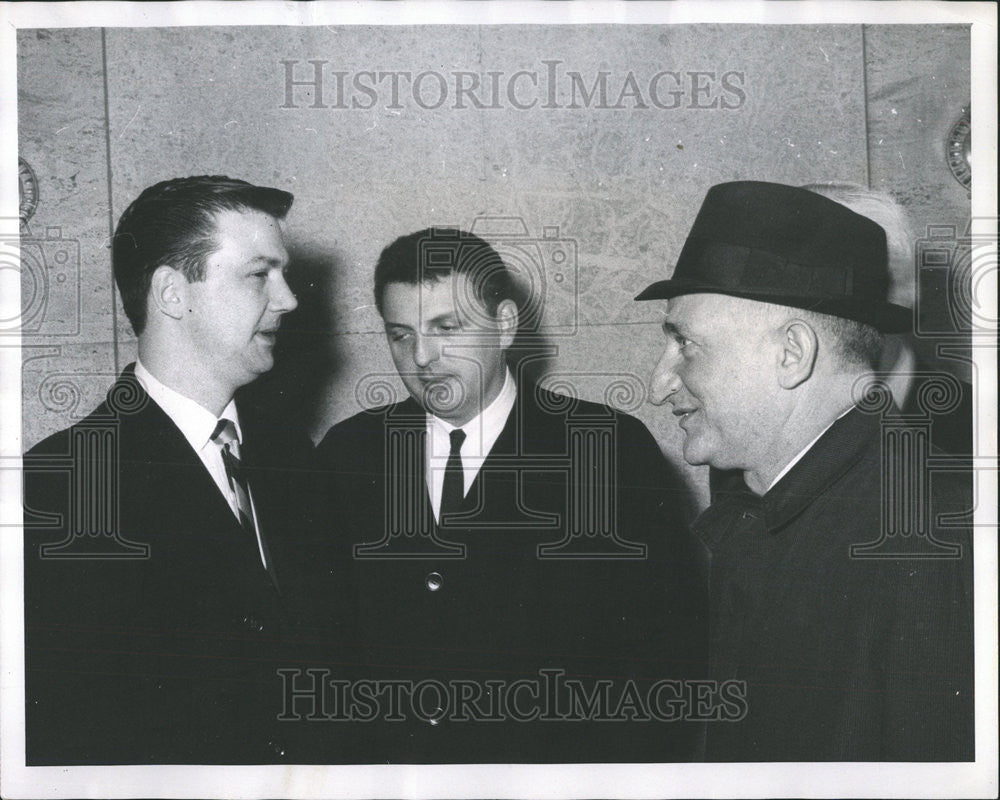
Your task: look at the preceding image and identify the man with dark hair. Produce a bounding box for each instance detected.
[636,181,974,761]
[312,227,706,763]
[112,175,295,334]
[23,176,318,763]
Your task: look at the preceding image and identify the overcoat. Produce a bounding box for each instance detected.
[696,406,974,761]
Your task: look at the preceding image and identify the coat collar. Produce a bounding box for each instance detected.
[386,381,557,513]
[693,405,882,546]
[104,365,281,591]
[110,363,273,467]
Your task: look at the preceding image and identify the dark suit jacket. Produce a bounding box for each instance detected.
[696,407,974,761]
[23,365,334,764]
[312,383,707,763]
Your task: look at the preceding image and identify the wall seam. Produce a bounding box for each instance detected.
[860,24,873,189]
[100,28,119,374]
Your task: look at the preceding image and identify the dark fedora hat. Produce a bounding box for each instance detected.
[634,181,911,332]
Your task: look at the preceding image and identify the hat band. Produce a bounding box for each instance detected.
[678,239,857,299]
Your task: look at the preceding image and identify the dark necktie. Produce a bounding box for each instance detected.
[439,428,466,520]
[211,418,257,539]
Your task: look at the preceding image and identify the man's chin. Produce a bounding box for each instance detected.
[683,444,743,474]
[415,393,473,425]
[681,438,713,467]
[418,381,466,415]
[240,355,275,384]
[423,400,470,424]
[254,356,275,374]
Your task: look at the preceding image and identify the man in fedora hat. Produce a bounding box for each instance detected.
[636,181,973,761]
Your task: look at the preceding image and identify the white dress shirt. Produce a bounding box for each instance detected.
[426,367,518,522]
[133,359,268,568]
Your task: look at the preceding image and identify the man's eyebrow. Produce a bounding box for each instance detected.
[245,255,286,268]
[426,311,460,326]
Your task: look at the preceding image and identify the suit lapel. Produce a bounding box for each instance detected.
[114,370,236,526]
[462,394,520,507]
[113,366,279,591]
[457,384,568,533]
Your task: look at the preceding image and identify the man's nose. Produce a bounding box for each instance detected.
[648,348,682,405]
[413,333,439,368]
[270,272,298,314]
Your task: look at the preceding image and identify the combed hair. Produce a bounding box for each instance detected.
[373,227,525,318]
[112,175,293,334]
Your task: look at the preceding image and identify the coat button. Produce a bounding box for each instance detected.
[425,572,443,592]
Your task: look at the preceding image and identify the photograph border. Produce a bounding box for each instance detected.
[1,2,996,798]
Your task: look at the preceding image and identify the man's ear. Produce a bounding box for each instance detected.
[495,298,519,350]
[777,319,818,389]
[149,265,187,321]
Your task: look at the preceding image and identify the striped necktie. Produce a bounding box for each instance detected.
[211,418,257,539]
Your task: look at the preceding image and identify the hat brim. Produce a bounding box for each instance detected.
[634,279,912,334]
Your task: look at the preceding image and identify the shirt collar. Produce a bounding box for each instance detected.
[428,366,516,454]
[133,358,241,450]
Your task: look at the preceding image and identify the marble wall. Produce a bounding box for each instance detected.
[18,24,971,507]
